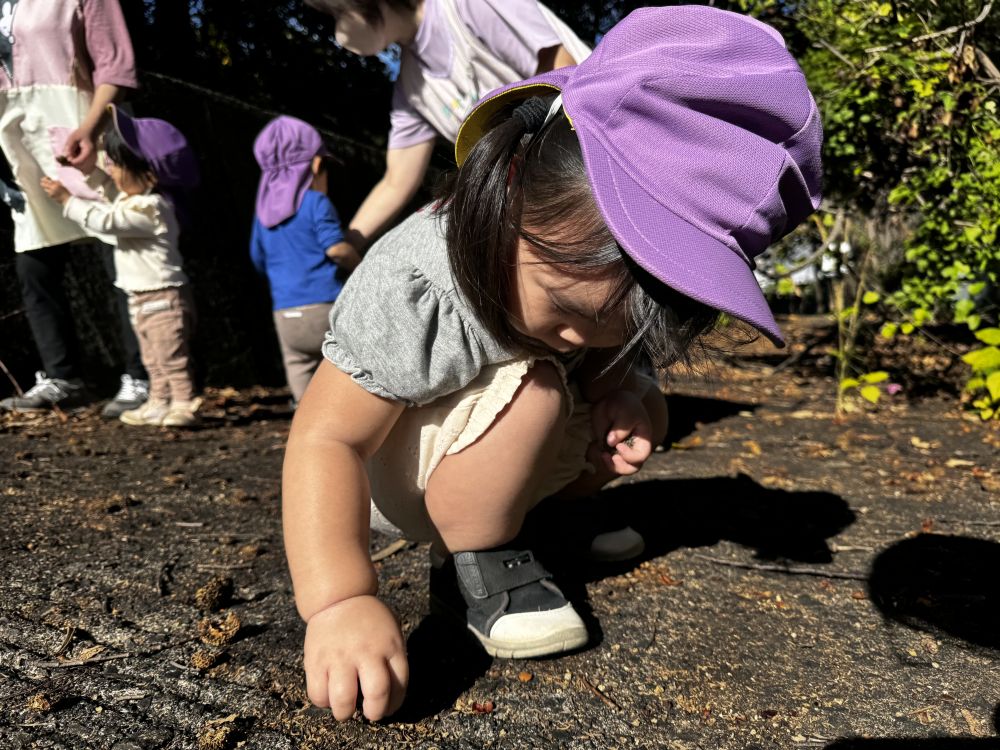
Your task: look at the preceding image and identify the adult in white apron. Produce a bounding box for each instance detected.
[306,0,591,250]
[0,0,149,416]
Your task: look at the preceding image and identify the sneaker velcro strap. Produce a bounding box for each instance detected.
[454,549,551,600]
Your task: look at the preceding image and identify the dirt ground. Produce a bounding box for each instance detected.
[2,316,999,750]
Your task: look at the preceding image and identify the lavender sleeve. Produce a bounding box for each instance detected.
[388,84,438,151]
[81,0,139,89]
[457,0,562,78]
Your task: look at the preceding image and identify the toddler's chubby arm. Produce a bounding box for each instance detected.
[283,360,408,721]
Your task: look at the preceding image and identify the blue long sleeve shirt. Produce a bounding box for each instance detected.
[250,190,346,311]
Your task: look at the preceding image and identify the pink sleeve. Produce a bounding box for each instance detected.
[80,0,138,89]
[457,0,562,79]
[388,83,438,150]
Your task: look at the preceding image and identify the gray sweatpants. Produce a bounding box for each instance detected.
[273,303,333,403]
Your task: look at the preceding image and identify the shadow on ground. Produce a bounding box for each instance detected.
[869,534,1000,654]
[824,704,1000,748]
[663,394,757,444]
[535,473,855,573]
[395,615,493,721]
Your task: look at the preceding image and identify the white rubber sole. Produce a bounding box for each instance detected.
[432,597,588,659]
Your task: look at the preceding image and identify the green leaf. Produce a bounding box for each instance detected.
[777,278,796,297]
[980,408,995,421]
[840,378,861,392]
[966,377,986,392]
[963,346,1000,373]
[968,282,986,296]
[862,291,880,304]
[901,322,915,335]
[967,315,982,331]
[860,385,881,404]
[880,322,898,339]
[877,2,892,15]
[987,371,1000,401]
[861,371,890,384]
[974,328,1000,345]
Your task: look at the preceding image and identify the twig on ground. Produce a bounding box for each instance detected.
[694,554,867,581]
[173,521,205,528]
[580,676,622,711]
[52,623,76,657]
[34,652,130,669]
[371,538,413,562]
[196,563,254,571]
[830,544,876,553]
[0,355,24,396]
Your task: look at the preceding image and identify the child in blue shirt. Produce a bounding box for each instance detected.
[250,116,361,404]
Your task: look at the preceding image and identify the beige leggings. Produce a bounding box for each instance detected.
[129,286,196,403]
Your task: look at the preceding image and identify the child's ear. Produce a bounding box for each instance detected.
[310,155,324,175]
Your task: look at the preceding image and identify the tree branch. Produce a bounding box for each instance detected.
[865,3,993,54]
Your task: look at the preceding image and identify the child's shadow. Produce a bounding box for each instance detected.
[824,702,1000,748]
[529,474,853,659]
[869,533,1000,654]
[536,473,856,577]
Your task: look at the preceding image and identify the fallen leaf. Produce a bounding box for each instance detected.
[472,700,495,714]
[518,672,533,683]
[671,436,703,450]
[743,440,762,456]
[946,458,975,468]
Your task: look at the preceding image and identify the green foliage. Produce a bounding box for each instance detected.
[787,0,1000,418]
[839,370,892,405]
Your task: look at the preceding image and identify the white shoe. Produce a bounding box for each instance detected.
[120,399,170,426]
[101,374,150,418]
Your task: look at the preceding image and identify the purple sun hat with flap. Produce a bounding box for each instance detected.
[108,105,200,190]
[253,116,330,228]
[455,5,823,347]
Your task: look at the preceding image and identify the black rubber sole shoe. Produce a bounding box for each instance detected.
[429,549,588,659]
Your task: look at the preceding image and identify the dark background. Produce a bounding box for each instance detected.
[1,1,692,396]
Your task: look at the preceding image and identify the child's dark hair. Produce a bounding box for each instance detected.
[104,126,195,230]
[440,96,723,370]
[103,127,153,183]
[303,0,418,25]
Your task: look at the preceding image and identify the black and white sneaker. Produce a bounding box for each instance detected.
[0,371,93,412]
[430,547,588,659]
[101,373,149,418]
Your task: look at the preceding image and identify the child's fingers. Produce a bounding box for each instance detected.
[358,659,393,721]
[387,650,409,716]
[609,450,642,475]
[305,664,330,708]
[327,663,361,721]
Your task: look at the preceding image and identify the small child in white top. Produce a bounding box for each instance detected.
[40,105,201,428]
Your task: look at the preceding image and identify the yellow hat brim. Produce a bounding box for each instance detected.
[454,82,563,166]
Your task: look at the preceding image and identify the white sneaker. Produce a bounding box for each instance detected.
[120,399,170,426]
[161,398,201,428]
[101,374,150,418]
[0,371,93,412]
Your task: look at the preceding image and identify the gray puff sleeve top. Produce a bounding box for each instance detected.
[322,208,515,406]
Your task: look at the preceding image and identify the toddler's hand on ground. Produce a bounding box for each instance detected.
[40,177,70,204]
[589,389,653,476]
[303,594,408,721]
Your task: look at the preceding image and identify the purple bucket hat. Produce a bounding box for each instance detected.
[108,105,200,191]
[455,6,823,346]
[253,116,329,229]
